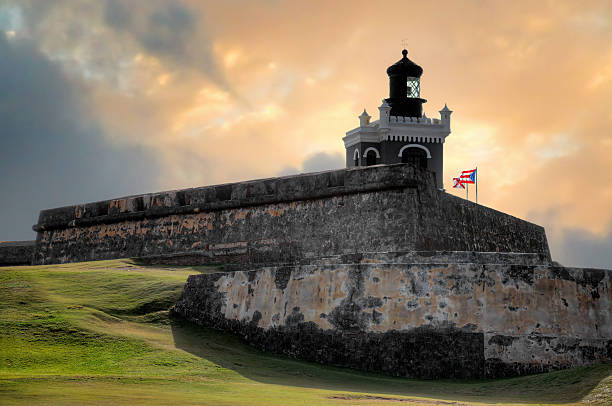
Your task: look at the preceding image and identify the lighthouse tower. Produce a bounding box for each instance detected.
[343,49,451,189]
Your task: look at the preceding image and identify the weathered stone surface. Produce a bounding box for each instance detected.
[0,241,35,265]
[19,162,611,378]
[32,164,550,265]
[172,258,612,379]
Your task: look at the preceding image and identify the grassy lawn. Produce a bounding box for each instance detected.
[0,259,610,405]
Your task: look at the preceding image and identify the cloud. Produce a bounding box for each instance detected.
[277,152,344,177]
[553,226,612,269]
[0,5,22,32]
[103,0,131,30]
[302,152,345,173]
[277,166,300,177]
[102,0,230,92]
[104,0,196,60]
[0,33,160,240]
[527,207,612,268]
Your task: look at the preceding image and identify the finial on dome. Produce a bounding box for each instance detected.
[386,50,422,78]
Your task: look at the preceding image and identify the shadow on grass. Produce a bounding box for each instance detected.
[169,317,611,404]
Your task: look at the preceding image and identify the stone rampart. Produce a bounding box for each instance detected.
[173,254,611,379]
[23,163,611,379]
[0,241,35,266]
[32,164,550,265]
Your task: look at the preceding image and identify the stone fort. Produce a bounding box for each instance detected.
[1,50,610,379]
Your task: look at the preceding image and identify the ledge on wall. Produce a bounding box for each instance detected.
[33,164,435,232]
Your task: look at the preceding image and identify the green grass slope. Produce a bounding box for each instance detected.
[0,259,610,406]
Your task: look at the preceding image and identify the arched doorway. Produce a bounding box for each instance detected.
[401,147,427,169]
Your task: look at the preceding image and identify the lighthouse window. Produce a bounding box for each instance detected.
[407,77,420,98]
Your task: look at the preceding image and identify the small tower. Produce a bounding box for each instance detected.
[439,104,452,131]
[359,109,371,127]
[343,49,451,189]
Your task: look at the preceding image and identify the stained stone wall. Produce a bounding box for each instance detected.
[22,162,611,378]
[32,164,550,265]
[172,253,612,379]
[0,241,35,265]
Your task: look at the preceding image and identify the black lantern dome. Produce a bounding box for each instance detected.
[385,49,427,117]
[386,49,423,78]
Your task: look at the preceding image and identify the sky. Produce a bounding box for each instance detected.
[0,0,611,268]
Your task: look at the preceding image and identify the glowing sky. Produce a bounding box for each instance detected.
[1,0,611,267]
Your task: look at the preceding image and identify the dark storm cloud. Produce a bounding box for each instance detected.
[103,0,131,30]
[104,0,196,57]
[141,4,196,55]
[0,33,160,240]
[103,0,230,91]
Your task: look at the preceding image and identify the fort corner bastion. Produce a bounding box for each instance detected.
[26,164,612,379]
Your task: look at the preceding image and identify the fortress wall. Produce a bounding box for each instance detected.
[32,165,550,265]
[173,260,612,379]
[0,241,35,265]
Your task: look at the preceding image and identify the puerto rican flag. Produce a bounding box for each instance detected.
[460,168,477,184]
[453,177,465,189]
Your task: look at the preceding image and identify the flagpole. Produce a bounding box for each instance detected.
[466,182,469,201]
[476,166,478,204]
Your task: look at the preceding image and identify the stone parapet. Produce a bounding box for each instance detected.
[33,164,423,232]
[32,164,550,265]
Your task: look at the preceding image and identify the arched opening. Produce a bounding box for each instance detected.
[365,150,377,166]
[401,147,427,169]
[363,147,380,167]
[353,149,360,167]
